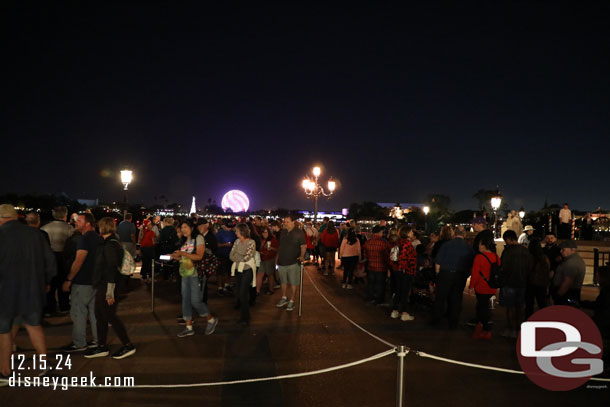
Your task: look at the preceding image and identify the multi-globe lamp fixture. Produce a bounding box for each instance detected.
[302,166,336,222]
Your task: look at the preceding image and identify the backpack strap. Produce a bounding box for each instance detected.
[477,253,495,285]
[479,252,496,266]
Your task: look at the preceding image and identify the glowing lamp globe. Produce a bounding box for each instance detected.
[221,190,250,213]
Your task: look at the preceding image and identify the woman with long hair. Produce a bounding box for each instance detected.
[525,238,550,319]
[339,228,361,289]
[258,226,278,295]
[389,226,417,321]
[171,220,218,338]
[230,223,257,326]
[431,225,454,261]
[320,221,340,275]
[138,219,156,282]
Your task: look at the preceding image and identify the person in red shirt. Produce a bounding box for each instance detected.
[320,221,340,276]
[363,225,390,304]
[138,219,156,282]
[390,226,417,321]
[469,233,499,339]
[257,227,278,294]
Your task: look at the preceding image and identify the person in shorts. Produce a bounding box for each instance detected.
[499,230,532,338]
[0,205,56,383]
[275,216,306,312]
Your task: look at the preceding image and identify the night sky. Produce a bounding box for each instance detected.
[3,2,609,212]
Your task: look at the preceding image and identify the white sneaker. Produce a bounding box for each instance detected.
[400,313,415,321]
[341,284,346,289]
[390,310,399,319]
[346,284,353,290]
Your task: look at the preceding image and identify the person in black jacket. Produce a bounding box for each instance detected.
[84,217,136,360]
[0,205,56,383]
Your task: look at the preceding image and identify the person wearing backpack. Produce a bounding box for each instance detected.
[85,217,136,359]
[469,233,499,340]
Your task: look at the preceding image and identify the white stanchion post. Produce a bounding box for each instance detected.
[396,345,407,407]
[298,263,304,317]
[151,263,155,313]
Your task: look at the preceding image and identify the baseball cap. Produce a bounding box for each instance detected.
[372,225,382,234]
[559,240,578,249]
[196,218,209,226]
[472,217,487,225]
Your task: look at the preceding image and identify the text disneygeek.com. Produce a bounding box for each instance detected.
[8,372,135,390]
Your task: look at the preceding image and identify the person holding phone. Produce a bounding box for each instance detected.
[172,220,218,337]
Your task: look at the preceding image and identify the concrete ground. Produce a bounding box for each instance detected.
[3,264,608,406]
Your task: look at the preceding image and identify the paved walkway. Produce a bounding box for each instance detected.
[3,264,607,406]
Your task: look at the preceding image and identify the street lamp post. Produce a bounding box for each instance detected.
[490,190,502,238]
[423,205,430,232]
[302,166,335,223]
[121,170,133,220]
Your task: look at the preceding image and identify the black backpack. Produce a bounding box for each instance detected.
[479,253,504,289]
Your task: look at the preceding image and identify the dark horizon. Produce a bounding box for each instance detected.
[3,3,609,213]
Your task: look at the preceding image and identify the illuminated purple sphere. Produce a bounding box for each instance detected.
[221,190,250,213]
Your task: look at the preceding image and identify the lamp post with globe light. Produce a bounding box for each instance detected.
[519,207,525,222]
[423,205,430,232]
[302,166,336,223]
[490,190,502,238]
[121,170,133,220]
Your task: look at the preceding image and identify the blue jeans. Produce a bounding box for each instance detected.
[70,284,98,347]
[181,276,209,320]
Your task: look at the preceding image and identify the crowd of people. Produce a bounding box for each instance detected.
[1,204,608,386]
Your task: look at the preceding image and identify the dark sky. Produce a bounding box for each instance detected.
[3,2,609,212]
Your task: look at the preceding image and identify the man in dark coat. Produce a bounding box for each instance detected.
[0,204,56,383]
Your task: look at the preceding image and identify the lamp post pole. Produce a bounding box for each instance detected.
[490,189,502,239]
[423,206,430,233]
[121,170,133,220]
